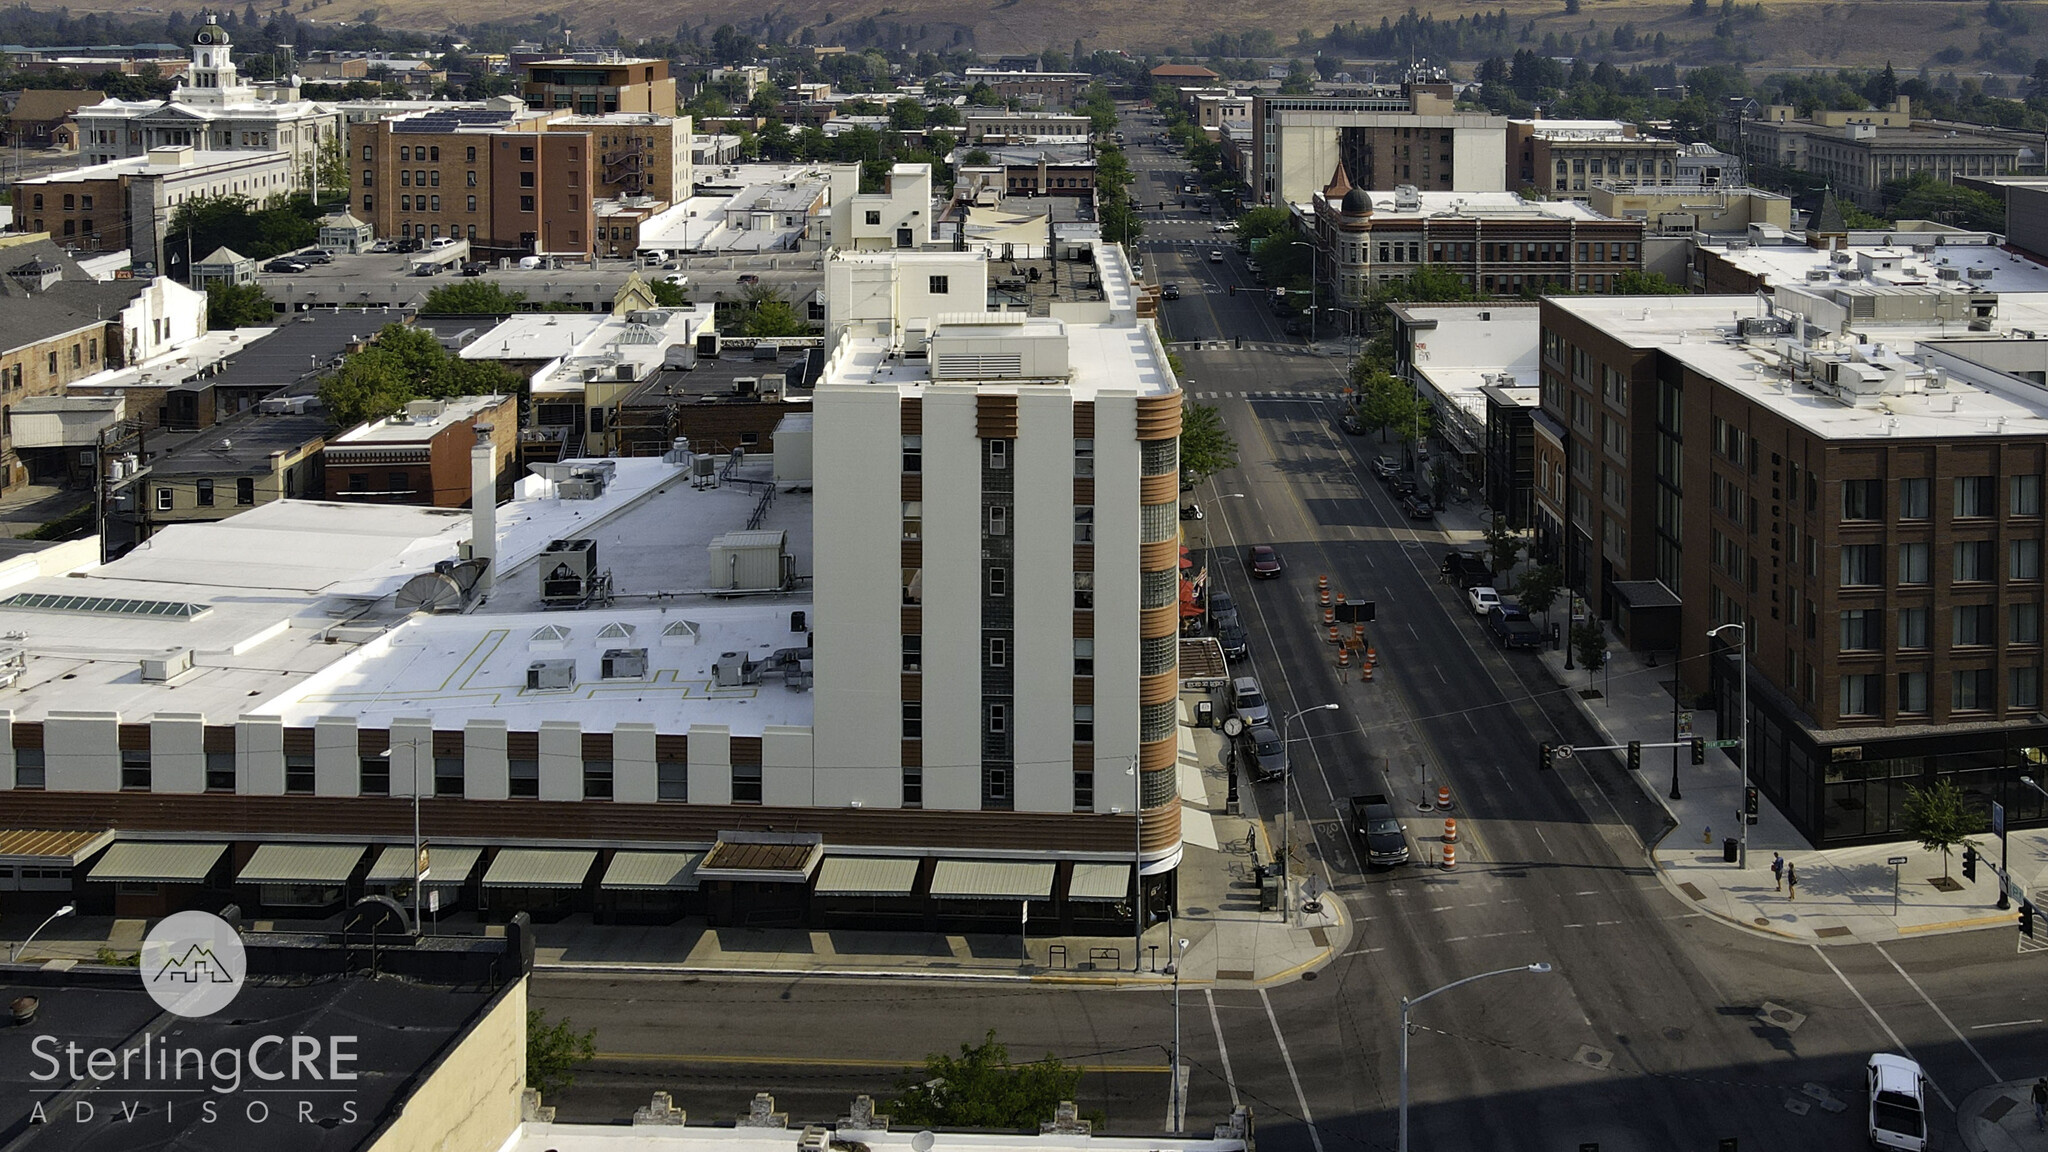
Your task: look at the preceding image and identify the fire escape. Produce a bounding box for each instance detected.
[603,138,648,198]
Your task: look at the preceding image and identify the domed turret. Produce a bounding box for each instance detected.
[192,14,230,46]
[1341,186,1372,217]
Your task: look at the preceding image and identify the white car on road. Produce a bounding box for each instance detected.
[1866,1054,1928,1151]
[1208,250,1224,263]
[1466,586,1501,616]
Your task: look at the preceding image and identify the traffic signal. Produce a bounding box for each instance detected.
[1744,786,1760,824]
[1962,844,1977,882]
[2022,900,2035,939]
[1273,286,1287,303]
[1538,742,1553,771]
[1626,741,1641,771]
[1690,737,1706,765]
[1228,285,1236,296]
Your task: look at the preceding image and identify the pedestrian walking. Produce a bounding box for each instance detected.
[2032,1076,2046,1130]
[1786,862,1798,901]
[1771,853,1784,891]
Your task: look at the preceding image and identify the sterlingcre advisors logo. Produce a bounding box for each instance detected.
[141,911,247,1018]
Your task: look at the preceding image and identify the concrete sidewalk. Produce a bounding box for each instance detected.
[1960,1080,2048,1152]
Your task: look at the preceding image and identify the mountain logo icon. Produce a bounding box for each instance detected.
[140,911,246,1017]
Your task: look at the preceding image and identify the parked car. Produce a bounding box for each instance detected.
[1391,477,1418,499]
[1246,545,1282,578]
[393,237,424,253]
[297,249,332,264]
[460,261,490,276]
[1371,455,1400,479]
[1866,1054,1928,1151]
[1466,586,1501,616]
[1339,410,1365,435]
[1442,551,1493,590]
[368,239,394,253]
[263,258,308,273]
[428,237,458,250]
[1208,250,1224,263]
[1486,604,1545,649]
[1209,590,1241,630]
[1246,723,1286,781]
[1403,494,1435,519]
[1162,283,1181,300]
[1232,676,1271,728]
[737,273,761,285]
[1218,622,1249,661]
[660,273,690,287]
[412,261,444,276]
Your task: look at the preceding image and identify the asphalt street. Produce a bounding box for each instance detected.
[529,110,2048,1152]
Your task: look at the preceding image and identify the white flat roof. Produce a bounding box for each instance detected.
[67,326,279,392]
[1295,190,1611,221]
[16,149,292,184]
[459,314,609,362]
[1399,304,1542,426]
[331,394,508,443]
[1708,238,2048,293]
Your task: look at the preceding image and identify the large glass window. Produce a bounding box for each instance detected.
[2013,539,2040,581]
[2012,474,2042,516]
[2013,603,2040,644]
[1840,544,1879,586]
[1898,607,1928,648]
[1899,477,1930,519]
[508,757,539,798]
[1841,479,1881,520]
[1897,671,1928,713]
[1953,668,1994,710]
[657,759,687,801]
[2012,667,2039,709]
[1897,542,1929,584]
[1955,604,1994,646]
[1955,540,1995,582]
[1840,674,1880,716]
[1956,475,1994,518]
[1840,609,1879,651]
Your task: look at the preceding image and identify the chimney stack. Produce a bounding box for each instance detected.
[471,423,496,596]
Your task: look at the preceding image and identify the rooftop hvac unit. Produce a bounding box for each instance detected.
[1806,267,1831,282]
[526,658,577,690]
[558,477,602,500]
[733,375,759,396]
[1938,267,1962,281]
[0,647,24,690]
[712,650,756,687]
[1967,266,1996,281]
[540,538,599,607]
[394,558,488,613]
[616,363,635,380]
[140,648,194,683]
[601,647,648,680]
[1737,315,1793,338]
[1837,269,1864,281]
[696,330,722,358]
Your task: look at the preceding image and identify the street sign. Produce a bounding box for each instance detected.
[2010,875,2027,903]
[1887,855,1910,865]
[1708,739,1742,749]
[1556,745,1576,760]
[1677,711,1694,737]
[1993,800,2005,839]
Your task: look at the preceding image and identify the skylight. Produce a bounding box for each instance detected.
[0,592,212,620]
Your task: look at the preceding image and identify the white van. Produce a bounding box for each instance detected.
[1866,1054,1928,1151]
[516,256,544,271]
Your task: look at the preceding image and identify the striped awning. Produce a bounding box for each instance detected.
[813,856,919,897]
[601,851,704,891]
[367,845,482,885]
[0,828,115,866]
[1067,863,1132,901]
[236,844,367,885]
[87,842,227,883]
[929,860,1056,900]
[481,848,597,890]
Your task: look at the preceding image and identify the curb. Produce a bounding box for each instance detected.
[534,961,1176,985]
[1897,911,2018,934]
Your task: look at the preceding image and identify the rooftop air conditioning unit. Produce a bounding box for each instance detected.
[600,647,648,679]
[526,658,577,690]
[1966,266,1995,281]
[733,375,759,396]
[1938,267,1962,281]
[140,648,194,683]
[557,477,601,500]
[1806,267,1831,282]
[712,651,755,687]
[539,538,598,606]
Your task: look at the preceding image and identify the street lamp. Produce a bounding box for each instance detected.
[11,903,75,963]
[377,732,430,934]
[1399,963,1554,1152]
[1289,241,1318,343]
[1281,703,1340,926]
[1115,754,1143,972]
[1709,622,1749,869]
[1164,934,1189,1132]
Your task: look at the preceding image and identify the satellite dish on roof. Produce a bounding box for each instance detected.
[912,1133,935,1152]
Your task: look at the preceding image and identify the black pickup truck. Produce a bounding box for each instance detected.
[1348,794,1410,866]
[1440,551,1492,590]
[1486,604,1545,649]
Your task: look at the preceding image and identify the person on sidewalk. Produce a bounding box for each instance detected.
[1771,853,1784,891]
[2032,1076,2047,1130]
[1785,862,1798,900]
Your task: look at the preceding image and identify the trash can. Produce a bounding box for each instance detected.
[1196,700,1215,729]
[1256,865,1281,910]
[1723,837,1740,863]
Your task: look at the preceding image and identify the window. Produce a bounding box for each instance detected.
[401,146,411,162]
[466,146,476,162]
[363,145,373,160]
[867,210,883,225]
[1074,705,1095,743]
[657,759,687,801]
[1898,671,1928,713]
[1898,542,1929,584]
[1956,475,1994,517]
[902,702,922,740]
[1840,544,1879,586]
[1898,607,1929,648]
[359,756,390,796]
[1074,637,1094,676]
[988,704,1008,734]
[434,754,464,796]
[902,435,921,473]
[903,634,921,672]
[205,751,234,792]
[362,168,374,187]
[1074,438,1094,477]
[732,762,762,804]
[285,753,314,794]
[195,478,214,507]
[1955,540,1994,582]
[401,169,411,187]
[508,757,539,798]
[1954,604,1994,646]
[1953,668,1994,710]
[987,440,1008,470]
[987,637,1008,667]
[14,746,44,789]
[987,505,1008,536]
[903,765,922,808]
[2014,603,2040,644]
[1841,479,1881,521]
[1074,770,1094,812]
[2015,539,2041,581]
[1074,506,1094,543]
[928,274,948,293]
[1840,673,1879,716]
[236,477,254,505]
[429,146,440,162]
[156,487,173,512]
[2013,667,2039,709]
[584,759,614,800]
[429,196,440,212]
[1840,609,1879,651]
[2013,474,2042,516]
[429,170,439,187]
[519,171,535,188]
[466,170,477,187]
[388,471,409,495]
[519,146,535,161]
[120,748,151,791]
[988,567,1007,597]
[1074,570,1094,609]
[520,196,535,212]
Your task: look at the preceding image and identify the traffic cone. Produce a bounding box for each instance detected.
[1338,647,1351,668]
[1324,605,1335,626]
[1442,841,1457,869]
[1437,785,1452,811]
[1361,664,1374,681]
[1320,586,1330,606]
[1328,626,1340,644]
[1443,817,1458,843]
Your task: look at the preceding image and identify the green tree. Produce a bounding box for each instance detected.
[1898,779,1984,880]
[1179,403,1238,480]
[1236,206,1294,239]
[648,279,689,307]
[318,348,414,428]
[206,282,276,328]
[1481,512,1524,577]
[1883,173,2006,231]
[420,280,528,313]
[314,133,349,202]
[1513,563,1564,631]
[1571,622,1608,685]
[888,1030,1087,1130]
[1352,369,1431,446]
[1613,269,1689,295]
[526,1008,596,1098]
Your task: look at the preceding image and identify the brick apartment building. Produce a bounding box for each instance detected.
[322,394,518,506]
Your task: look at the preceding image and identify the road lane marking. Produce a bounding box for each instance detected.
[1576,890,1598,896]
[1260,987,1325,1152]
[1342,947,1387,956]
[593,1052,1172,1072]
[1204,988,1241,1109]
[1534,827,1550,852]
[1874,942,2001,1082]
[1563,923,1585,929]
[1813,945,1954,1112]
[1970,1018,2042,1030]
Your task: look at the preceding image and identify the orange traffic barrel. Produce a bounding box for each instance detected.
[1324,606,1335,626]
[1443,841,1457,869]
[1327,626,1340,644]
[1437,785,1452,811]
[1320,586,1330,606]
[1338,648,1351,668]
[1443,817,1458,843]
[1361,664,1374,681]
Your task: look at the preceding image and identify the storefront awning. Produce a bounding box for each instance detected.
[237,844,367,885]
[481,848,597,890]
[1067,863,1132,901]
[601,851,704,891]
[87,842,227,883]
[367,845,482,886]
[930,860,1055,899]
[696,832,823,884]
[0,828,115,866]
[813,856,919,897]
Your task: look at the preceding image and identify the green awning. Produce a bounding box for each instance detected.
[367,845,482,885]
[481,848,596,889]
[929,860,1055,899]
[601,851,704,891]
[87,842,227,883]
[813,856,919,897]
[236,844,366,884]
[1067,863,1132,901]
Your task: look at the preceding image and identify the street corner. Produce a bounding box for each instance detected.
[1957,1080,2048,1152]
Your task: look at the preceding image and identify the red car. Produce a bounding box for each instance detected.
[1247,545,1282,579]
